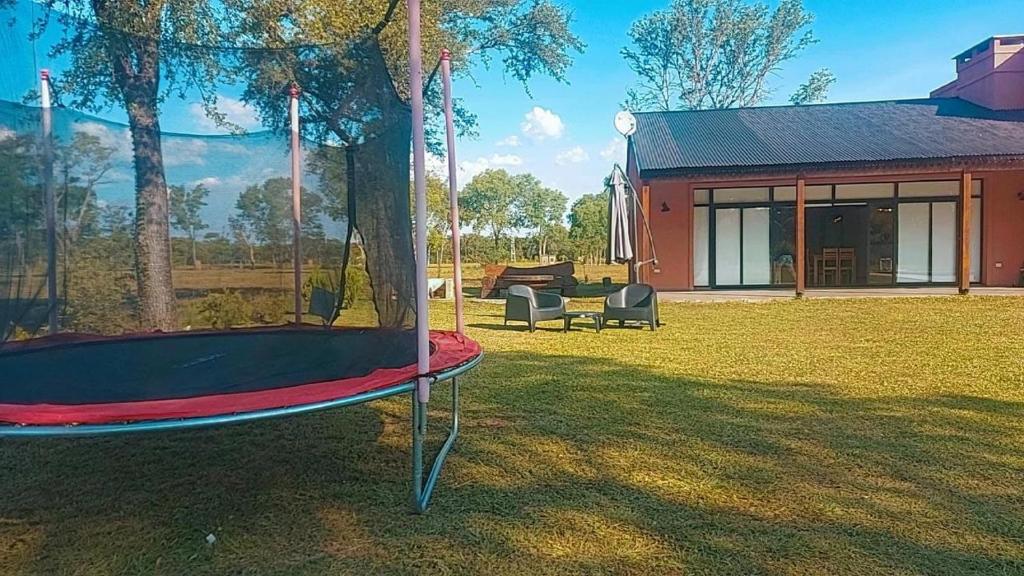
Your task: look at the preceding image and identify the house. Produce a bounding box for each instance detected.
[626,36,1024,293]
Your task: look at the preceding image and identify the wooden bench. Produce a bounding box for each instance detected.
[481,262,579,299]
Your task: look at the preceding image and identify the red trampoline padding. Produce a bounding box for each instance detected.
[0,331,480,426]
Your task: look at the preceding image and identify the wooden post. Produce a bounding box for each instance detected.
[795,176,806,298]
[640,185,650,284]
[959,170,972,295]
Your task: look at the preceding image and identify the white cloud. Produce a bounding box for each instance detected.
[600,138,627,163]
[73,121,132,162]
[188,95,261,133]
[458,154,524,183]
[555,146,589,165]
[520,107,564,140]
[190,176,222,188]
[489,154,523,167]
[496,135,520,147]
[163,138,208,167]
[425,152,448,177]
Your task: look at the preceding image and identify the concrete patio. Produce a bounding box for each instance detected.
[659,286,1024,303]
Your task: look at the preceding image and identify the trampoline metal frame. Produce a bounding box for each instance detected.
[0,352,482,513]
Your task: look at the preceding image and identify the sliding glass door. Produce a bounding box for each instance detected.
[897,201,957,284]
[692,181,982,289]
[714,207,769,286]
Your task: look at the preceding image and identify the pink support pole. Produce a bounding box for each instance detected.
[408,0,431,403]
[289,86,303,325]
[40,70,57,335]
[440,49,464,334]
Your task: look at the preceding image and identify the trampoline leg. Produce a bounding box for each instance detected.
[412,376,460,513]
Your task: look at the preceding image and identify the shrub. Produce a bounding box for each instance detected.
[193,291,252,329]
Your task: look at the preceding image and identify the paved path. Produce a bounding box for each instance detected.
[658,287,1024,303]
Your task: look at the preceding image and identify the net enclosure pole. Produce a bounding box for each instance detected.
[409,0,430,405]
[40,70,58,335]
[289,86,303,325]
[440,49,464,334]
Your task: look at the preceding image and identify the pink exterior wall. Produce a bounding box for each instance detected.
[639,170,1024,290]
[932,37,1024,110]
[979,171,1024,286]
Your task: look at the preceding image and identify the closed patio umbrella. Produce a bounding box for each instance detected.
[607,166,634,265]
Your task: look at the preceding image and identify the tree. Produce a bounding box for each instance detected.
[789,68,835,105]
[461,169,517,253]
[10,0,228,330]
[514,177,566,262]
[232,177,323,267]
[623,0,817,111]
[169,183,210,268]
[226,0,582,327]
[424,174,451,274]
[568,191,609,264]
[58,132,116,243]
[231,0,585,148]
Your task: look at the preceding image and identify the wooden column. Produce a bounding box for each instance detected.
[958,170,972,294]
[640,184,651,284]
[795,177,806,297]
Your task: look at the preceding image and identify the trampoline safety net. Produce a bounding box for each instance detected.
[0,0,420,348]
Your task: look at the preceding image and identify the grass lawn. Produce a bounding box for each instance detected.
[1,296,1023,574]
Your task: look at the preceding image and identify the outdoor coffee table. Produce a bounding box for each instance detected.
[563,311,603,333]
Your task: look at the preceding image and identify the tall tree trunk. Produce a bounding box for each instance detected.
[190,231,198,269]
[96,0,176,330]
[126,102,175,330]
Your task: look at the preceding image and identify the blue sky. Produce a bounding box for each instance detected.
[450,0,1024,203]
[3,0,1022,214]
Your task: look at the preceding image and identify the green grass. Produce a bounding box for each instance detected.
[2,296,1023,574]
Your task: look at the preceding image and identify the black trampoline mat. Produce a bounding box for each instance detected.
[0,329,418,405]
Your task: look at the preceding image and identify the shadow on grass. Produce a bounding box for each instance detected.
[0,351,1022,574]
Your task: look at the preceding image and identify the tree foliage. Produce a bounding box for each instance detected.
[461,169,517,248]
[460,168,569,263]
[568,191,609,264]
[169,183,209,268]
[789,67,835,105]
[233,177,323,267]
[8,0,230,330]
[623,0,817,111]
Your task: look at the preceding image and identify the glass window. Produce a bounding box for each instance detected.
[694,189,710,205]
[899,181,958,198]
[774,186,795,202]
[971,197,982,282]
[972,179,982,197]
[897,203,930,283]
[694,206,710,287]
[931,202,957,283]
[770,206,796,286]
[835,183,894,200]
[742,208,771,285]
[807,185,832,201]
[715,209,742,285]
[868,204,895,285]
[714,187,769,203]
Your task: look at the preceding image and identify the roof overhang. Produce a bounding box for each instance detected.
[638,155,1024,182]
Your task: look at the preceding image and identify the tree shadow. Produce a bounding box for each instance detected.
[0,351,1021,574]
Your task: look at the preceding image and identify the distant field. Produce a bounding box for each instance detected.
[172,262,630,294]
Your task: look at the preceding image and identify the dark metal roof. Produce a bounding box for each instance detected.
[632,98,1024,177]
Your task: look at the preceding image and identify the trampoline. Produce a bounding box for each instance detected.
[0,0,478,512]
[0,328,481,429]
